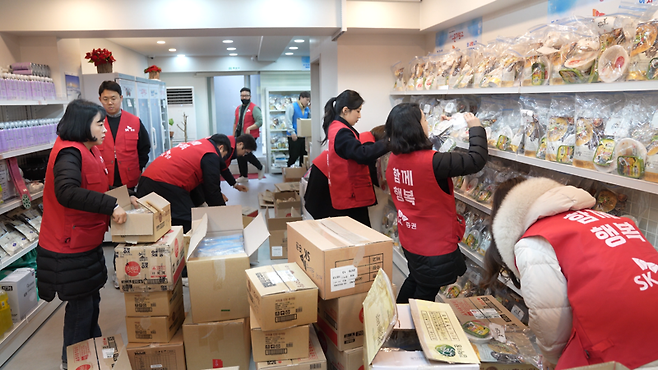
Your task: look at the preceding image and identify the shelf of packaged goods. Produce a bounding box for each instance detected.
[271,148,289,152]
[0,143,54,160]
[458,243,522,296]
[455,192,492,215]
[0,239,38,271]
[0,297,62,367]
[455,142,658,195]
[269,129,287,132]
[0,99,68,106]
[0,190,44,215]
[270,110,286,113]
[392,247,409,277]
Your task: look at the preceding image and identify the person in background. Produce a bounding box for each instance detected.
[221,134,259,169]
[234,87,264,182]
[285,91,310,167]
[384,103,487,304]
[136,134,248,233]
[36,99,131,370]
[320,89,388,226]
[482,177,658,370]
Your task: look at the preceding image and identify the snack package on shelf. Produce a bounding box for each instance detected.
[463,217,485,252]
[473,42,499,88]
[621,1,658,81]
[391,61,406,91]
[609,92,648,178]
[16,208,42,233]
[519,95,551,158]
[454,45,482,89]
[447,50,467,88]
[573,93,624,170]
[593,185,629,215]
[546,94,576,163]
[415,56,431,91]
[557,17,601,84]
[381,204,399,248]
[423,54,440,90]
[476,96,505,142]
[482,38,524,88]
[488,97,522,152]
[0,221,28,256]
[405,56,424,91]
[542,22,581,85]
[433,51,458,88]
[640,93,658,182]
[3,218,37,243]
[520,26,552,86]
[593,13,637,83]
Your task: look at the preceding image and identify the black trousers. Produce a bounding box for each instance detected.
[396,273,441,303]
[238,152,263,177]
[287,137,306,167]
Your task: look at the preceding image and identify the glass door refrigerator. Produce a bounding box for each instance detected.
[136,81,155,163]
[157,81,171,151]
[147,81,164,158]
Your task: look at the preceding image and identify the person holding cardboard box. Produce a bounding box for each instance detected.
[383,103,487,304]
[482,177,658,369]
[285,91,311,167]
[137,134,248,232]
[36,99,131,370]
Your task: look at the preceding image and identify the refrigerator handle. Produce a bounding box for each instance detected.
[151,127,157,150]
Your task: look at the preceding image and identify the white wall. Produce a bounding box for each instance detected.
[159,72,210,140]
[482,0,547,42]
[18,36,63,97]
[345,1,420,30]
[310,36,339,159]
[0,33,20,68]
[78,39,149,77]
[151,55,310,74]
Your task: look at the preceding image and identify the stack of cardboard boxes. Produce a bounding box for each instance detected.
[265,189,302,260]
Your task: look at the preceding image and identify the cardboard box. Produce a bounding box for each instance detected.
[287,217,393,300]
[124,277,183,316]
[125,298,185,343]
[66,335,124,370]
[256,325,326,370]
[317,291,366,351]
[274,191,301,210]
[275,182,300,192]
[115,226,185,292]
[266,208,303,260]
[444,295,526,331]
[0,268,38,323]
[283,167,306,183]
[115,345,133,370]
[126,327,186,370]
[251,308,310,362]
[571,363,630,370]
[296,118,312,137]
[315,327,363,370]
[182,312,251,370]
[187,205,269,323]
[107,185,171,243]
[246,263,318,331]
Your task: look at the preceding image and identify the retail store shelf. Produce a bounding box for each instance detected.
[0,99,68,106]
[270,110,285,113]
[0,190,44,215]
[269,129,287,132]
[392,247,409,277]
[0,143,54,160]
[459,243,522,296]
[0,297,62,367]
[390,86,519,96]
[455,192,492,214]
[0,239,38,271]
[271,148,289,152]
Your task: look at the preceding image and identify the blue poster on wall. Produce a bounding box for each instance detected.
[435,17,482,52]
[301,56,310,70]
[547,0,646,22]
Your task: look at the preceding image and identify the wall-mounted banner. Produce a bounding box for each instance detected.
[302,56,310,70]
[547,0,649,23]
[435,17,482,53]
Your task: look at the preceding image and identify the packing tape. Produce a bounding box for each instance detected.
[212,258,226,290]
[199,322,224,350]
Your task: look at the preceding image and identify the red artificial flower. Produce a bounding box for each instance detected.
[144,65,162,73]
[85,48,116,66]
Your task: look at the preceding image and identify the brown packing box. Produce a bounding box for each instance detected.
[444,295,526,331]
[275,182,300,193]
[125,298,185,343]
[106,185,171,244]
[315,326,363,370]
[571,363,630,370]
[187,205,269,323]
[124,277,183,316]
[250,307,310,362]
[182,312,251,370]
[66,335,124,370]
[115,226,185,292]
[287,217,393,300]
[266,207,302,260]
[274,191,301,210]
[316,291,366,351]
[283,167,306,182]
[126,327,186,370]
[296,118,312,137]
[246,262,318,331]
[256,325,327,370]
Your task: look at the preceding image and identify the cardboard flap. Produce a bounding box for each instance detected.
[244,212,269,257]
[136,192,169,214]
[363,269,397,366]
[192,205,243,232]
[106,185,131,209]
[187,213,208,260]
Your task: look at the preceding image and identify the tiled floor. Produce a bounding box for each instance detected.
[0,173,406,369]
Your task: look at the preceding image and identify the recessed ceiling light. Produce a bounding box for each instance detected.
[285,52,294,55]
[227,47,236,51]
[229,53,238,56]
[177,54,185,57]
[157,41,165,44]
[289,47,298,50]
[223,40,233,44]
[294,39,304,43]
[169,48,176,52]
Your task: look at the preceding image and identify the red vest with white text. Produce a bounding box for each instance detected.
[386,150,464,256]
[142,139,218,192]
[327,121,375,209]
[521,209,658,369]
[40,138,110,254]
[314,134,374,177]
[234,102,259,138]
[224,135,237,167]
[98,110,141,188]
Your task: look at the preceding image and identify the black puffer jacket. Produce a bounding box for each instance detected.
[37,147,115,301]
[404,247,466,287]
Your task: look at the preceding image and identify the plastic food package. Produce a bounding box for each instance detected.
[433,51,459,88]
[191,232,245,258]
[405,56,423,91]
[455,45,482,89]
[476,96,505,142]
[447,51,467,88]
[488,97,521,152]
[594,186,629,215]
[4,219,37,242]
[0,222,28,256]
[391,61,405,91]
[639,94,658,182]
[541,22,581,85]
[423,54,440,90]
[546,94,576,163]
[519,95,551,158]
[473,43,499,88]
[573,93,623,170]
[592,14,637,83]
[628,21,658,80]
[17,208,42,233]
[481,38,524,88]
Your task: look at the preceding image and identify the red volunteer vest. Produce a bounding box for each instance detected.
[234,102,260,138]
[314,134,375,177]
[522,209,658,369]
[142,139,218,192]
[40,138,110,253]
[386,150,464,256]
[327,121,376,209]
[98,110,141,188]
[224,135,237,167]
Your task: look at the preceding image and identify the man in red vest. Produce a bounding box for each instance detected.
[97,81,151,189]
[233,87,264,183]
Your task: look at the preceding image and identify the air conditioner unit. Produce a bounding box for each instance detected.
[166,87,196,145]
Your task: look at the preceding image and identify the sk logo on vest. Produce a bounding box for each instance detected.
[125,126,135,132]
[633,257,658,291]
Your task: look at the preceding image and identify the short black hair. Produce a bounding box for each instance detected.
[209,134,231,152]
[57,99,107,143]
[236,134,257,151]
[299,91,310,99]
[98,80,122,96]
[370,125,386,141]
[385,103,433,154]
[240,87,251,94]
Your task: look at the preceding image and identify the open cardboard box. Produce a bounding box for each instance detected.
[187,205,269,323]
[283,167,307,182]
[275,182,300,192]
[106,185,171,244]
[274,191,301,210]
[266,207,302,260]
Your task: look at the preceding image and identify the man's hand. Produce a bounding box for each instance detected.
[129,196,139,209]
[222,194,228,202]
[247,124,258,132]
[291,133,298,141]
[234,184,248,192]
[464,112,482,128]
[112,206,127,224]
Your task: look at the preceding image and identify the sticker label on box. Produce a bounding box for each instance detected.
[102,348,115,359]
[489,322,506,343]
[272,246,283,257]
[470,308,500,319]
[330,265,357,292]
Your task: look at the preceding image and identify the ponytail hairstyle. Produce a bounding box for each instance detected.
[321,90,364,144]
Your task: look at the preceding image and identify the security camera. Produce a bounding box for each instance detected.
[150,56,155,60]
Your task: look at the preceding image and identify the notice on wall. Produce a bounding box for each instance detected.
[547,0,651,23]
[435,17,482,53]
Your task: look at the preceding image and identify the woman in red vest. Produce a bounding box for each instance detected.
[36,99,130,370]
[321,90,388,226]
[483,177,658,369]
[383,103,487,304]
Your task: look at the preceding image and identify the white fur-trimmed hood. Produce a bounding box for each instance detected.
[491,177,596,279]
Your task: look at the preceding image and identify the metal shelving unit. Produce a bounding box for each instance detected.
[0,100,68,106]
[454,192,492,214]
[0,143,54,160]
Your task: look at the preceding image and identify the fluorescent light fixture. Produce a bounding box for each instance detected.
[227,47,236,51]
[294,39,304,43]
[289,46,298,50]
[229,53,238,56]
[285,52,294,55]
[169,48,176,52]
[157,40,165,44]
[223,40,233,43]
[177,54,185,57]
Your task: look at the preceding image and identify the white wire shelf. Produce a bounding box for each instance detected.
[455,192,492,215]
[0,239,38,271]
[458,243,522,296]
[0,99,68,106]
[0,143,54,160]
[0,190,44,215]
